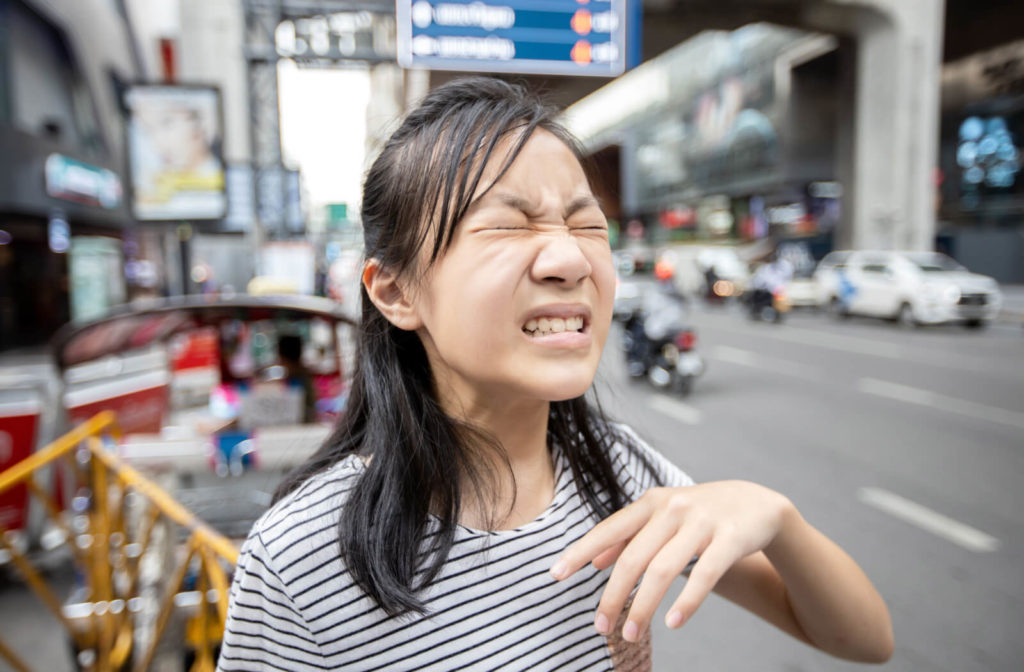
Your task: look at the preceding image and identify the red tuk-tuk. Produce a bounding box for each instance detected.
[2,294,356,545]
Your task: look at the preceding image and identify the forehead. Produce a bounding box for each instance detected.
[460,130,598,223]
[473,129,588,198]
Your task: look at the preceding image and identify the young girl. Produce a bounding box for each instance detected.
[217,78,893,671]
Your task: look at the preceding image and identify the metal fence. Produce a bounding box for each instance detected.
[0,411,239,672]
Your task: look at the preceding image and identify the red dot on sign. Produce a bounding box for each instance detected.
[576,0,589,4]
[571,40,592,65]
[571,9,592,35]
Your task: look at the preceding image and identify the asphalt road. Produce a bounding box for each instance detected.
[596,287,1024,671]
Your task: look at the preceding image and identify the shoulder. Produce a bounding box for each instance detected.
[606,423,696,500]
[251,455,365,563]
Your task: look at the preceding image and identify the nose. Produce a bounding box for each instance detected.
[531,232,592,287]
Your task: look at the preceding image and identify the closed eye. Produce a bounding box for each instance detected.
[569,218,609,232]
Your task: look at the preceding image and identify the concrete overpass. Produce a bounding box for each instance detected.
[562,0,946,252]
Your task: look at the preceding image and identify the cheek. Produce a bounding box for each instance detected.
[588,249,617,305]
[426,266,516,340]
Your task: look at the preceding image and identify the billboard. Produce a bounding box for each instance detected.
[397,0,628,77]
[125,85,227,221]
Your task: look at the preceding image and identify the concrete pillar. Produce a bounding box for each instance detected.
[814,0,945,251]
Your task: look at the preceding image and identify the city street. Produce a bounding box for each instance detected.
[2,292,1022,671]
[597,293,1024,671]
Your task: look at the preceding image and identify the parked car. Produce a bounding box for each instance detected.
[813,250,1003,328]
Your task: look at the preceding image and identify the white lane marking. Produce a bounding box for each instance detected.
[648,395,702,425]
[702,313,1006,376]
[858,487,1000,553]
[710,345,823,382]
[712,345,758,366]
[858,378,1024,432]
[767,325,905,360]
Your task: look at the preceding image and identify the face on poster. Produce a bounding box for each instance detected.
[126,86,227,220]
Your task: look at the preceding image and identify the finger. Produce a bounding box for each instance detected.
[550,497,654,580]
[664,538,739,629]
[593,513,679,636]
[622,528,709,640]
[592,540,627,571]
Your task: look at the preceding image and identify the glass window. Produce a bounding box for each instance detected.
[902,252,965,273]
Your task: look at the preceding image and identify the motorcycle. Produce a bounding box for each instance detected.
[621,287,705,396]
[745,286,790,323]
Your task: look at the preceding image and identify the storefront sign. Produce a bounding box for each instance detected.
[45,154,123,209]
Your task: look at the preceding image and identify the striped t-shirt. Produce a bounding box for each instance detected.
[217,426,694,672]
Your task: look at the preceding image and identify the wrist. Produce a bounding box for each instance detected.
[765,496,802,558]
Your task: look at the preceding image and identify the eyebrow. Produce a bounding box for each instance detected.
[475,191,602,219]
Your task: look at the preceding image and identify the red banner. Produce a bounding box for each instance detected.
[0,406,40,532]
[66,371,169,435]
[171,327,219,372]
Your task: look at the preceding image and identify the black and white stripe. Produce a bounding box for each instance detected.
[217,425,693,671]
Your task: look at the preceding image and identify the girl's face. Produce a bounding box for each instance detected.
[411,128,615,413]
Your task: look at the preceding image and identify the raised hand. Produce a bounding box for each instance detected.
[549,481,793,642]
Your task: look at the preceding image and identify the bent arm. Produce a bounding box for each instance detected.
[712,504,894,663]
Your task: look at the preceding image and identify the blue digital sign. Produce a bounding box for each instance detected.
[396,0,629,77]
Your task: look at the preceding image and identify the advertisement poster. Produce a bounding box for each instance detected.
[125,85,227,220]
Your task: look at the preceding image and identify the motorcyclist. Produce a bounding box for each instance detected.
[703,262,722,303]
[751,254,794,293]
[748,254,793,319]
[625,260,689,376]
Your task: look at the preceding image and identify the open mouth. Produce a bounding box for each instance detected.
[522,315,586,337]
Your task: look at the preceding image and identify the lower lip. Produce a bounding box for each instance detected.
[522,328,591,349]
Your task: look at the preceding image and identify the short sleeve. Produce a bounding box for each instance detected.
[612,423,695,501]
[216,528,325,671]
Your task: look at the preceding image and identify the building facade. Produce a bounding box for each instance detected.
[0,0,147,352]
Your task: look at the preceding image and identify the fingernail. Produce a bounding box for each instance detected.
[550,561,567,580]
[594,613,610,635]
[623,621,639,642]
[666,610,683,628]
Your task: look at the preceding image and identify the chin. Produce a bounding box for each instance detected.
[536,376,595,403]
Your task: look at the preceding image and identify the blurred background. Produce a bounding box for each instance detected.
[0,1,1022,670]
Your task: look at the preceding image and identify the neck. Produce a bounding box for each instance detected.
[440,388,556,530]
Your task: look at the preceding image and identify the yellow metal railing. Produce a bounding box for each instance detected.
[0,411,239,672]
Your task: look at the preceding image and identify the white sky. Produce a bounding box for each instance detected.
[277,63,371,215]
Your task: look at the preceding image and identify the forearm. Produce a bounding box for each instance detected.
[764,504,894,662]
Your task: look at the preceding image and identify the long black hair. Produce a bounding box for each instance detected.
[275,77,653,616]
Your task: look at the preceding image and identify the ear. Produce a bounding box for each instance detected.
[362,259,423,331]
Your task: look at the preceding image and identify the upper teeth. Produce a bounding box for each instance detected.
[524,316,584,334]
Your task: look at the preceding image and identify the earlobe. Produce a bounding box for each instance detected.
[362,259,423,331]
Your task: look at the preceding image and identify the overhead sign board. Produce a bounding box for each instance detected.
[396,0,628,77]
